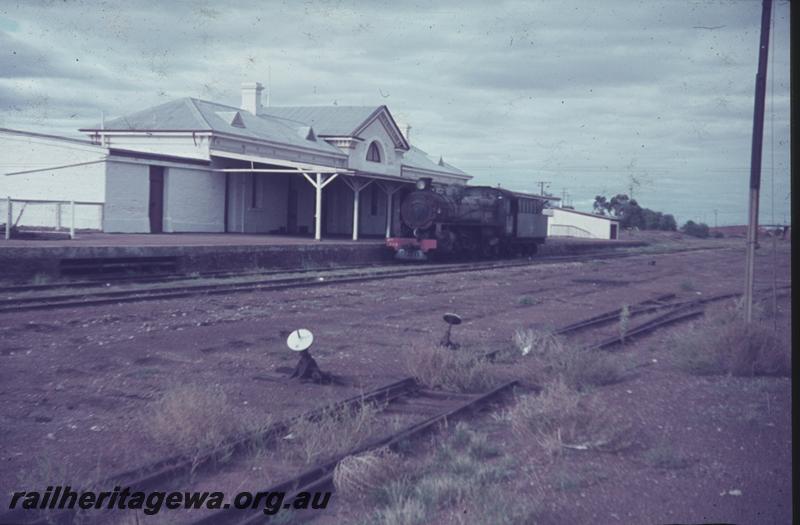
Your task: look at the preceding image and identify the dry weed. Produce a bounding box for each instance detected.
[362,424,538,525]
[504,379,635,457]
[284,400,380,464]
[672,308,789,376]
[405,344,495,393]
[514,329,626,390]
[512,328,562,357]
[333,447,403,499]
[143,384,250,469]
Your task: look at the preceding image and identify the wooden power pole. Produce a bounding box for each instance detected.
[536,181,551,196]
[743,0,773,323]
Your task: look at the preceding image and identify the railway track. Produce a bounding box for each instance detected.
[0,246,731,314]
[3,279,772,525]
[0,262,386,294]
[6,376,518,525]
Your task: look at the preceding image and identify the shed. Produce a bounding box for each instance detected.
[544,207,620,240]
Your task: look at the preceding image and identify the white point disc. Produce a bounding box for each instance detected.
[287,328,314,352]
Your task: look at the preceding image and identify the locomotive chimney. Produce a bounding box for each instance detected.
[416,177,433,191]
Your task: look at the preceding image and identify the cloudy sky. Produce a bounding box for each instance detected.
[0,0,790,226]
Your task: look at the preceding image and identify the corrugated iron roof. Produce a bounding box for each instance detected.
[260,106,380,137]
[85,98,346,157]
[85,99,469,178]
[401,145,469,178]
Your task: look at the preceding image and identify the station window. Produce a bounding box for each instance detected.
[366,141,382,163]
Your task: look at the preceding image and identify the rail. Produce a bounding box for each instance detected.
[3,196,104,240]
[1,279,783,524]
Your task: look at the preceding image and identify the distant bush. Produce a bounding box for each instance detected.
[592,194,677,231]
[681,220,710,238]
[658,214,678,231]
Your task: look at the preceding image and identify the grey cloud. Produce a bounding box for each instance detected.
[0,0,791,225]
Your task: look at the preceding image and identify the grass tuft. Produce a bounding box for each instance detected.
[284,400,381,464]
[619,304,631,344]
[515,329,627,390]
[503,379,635,457]
[672,307,789,377]
[517,295,537,306]
[362,424,538,525]
[333,447,403,499]
[143,384,254,470]
[30,273,54,285]
[405,344,495,393]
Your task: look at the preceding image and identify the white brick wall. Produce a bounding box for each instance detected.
[104,161,150,233]
[163,166,224,232]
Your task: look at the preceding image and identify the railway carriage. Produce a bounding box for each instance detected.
[386,178,551,260]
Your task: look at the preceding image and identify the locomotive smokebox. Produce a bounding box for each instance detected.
[400,190,454,232]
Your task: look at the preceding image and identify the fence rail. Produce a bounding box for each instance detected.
[549,224,596,239]
[4,196,104,240]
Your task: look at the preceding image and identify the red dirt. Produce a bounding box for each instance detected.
[0,233,791,524]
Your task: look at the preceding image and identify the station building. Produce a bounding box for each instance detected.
[1,82,470,240]
[544,207,620,240]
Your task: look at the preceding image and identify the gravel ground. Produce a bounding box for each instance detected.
[0,232,791,524]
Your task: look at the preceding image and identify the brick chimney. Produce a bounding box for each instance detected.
[241,82,264,115]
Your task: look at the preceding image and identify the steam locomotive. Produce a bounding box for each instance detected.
[386,178,550,260]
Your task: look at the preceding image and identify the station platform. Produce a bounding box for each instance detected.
[0,233,645,282]
[0,233,389,281]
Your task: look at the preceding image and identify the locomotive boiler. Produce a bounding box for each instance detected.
[386,178,550,260]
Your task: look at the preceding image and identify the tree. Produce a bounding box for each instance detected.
[593,195,608,215]
[620,200,645,229]
[608,194,631,217]
[658,214,677,231]
[642,209,663,230]
[592,193,677,231]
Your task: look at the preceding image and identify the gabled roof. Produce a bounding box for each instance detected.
[80,98,469,178]
[262,105,410,150]
[260,106,379,137]
[81,98,345,157]
[401,145,470,179]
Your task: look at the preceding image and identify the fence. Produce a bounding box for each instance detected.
[549,224,596,239]
[3,197,104,240]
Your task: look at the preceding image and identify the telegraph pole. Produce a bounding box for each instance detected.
[743,0,773,323]
[536,181,551,196]
[713,209,718,228]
